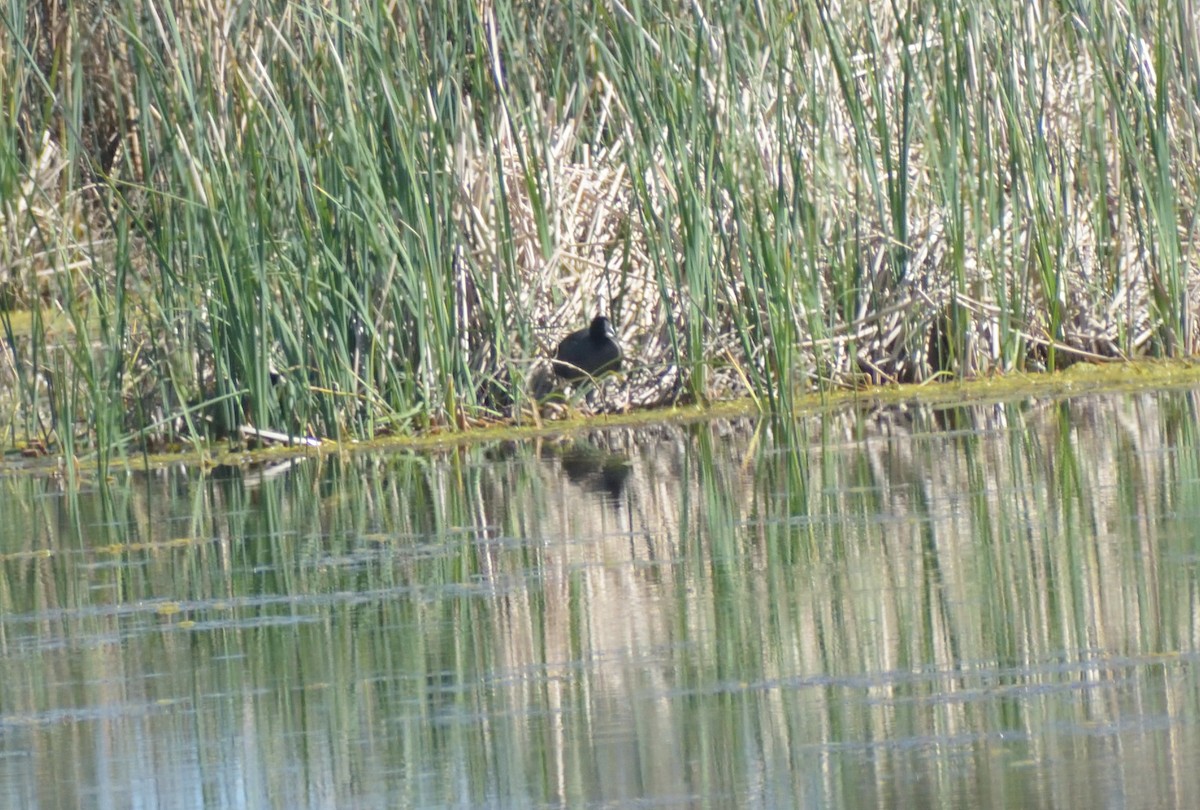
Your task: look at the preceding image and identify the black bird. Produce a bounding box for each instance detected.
[553,316,622,383]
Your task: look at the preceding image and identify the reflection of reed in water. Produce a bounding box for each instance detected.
[11,398,1200,807]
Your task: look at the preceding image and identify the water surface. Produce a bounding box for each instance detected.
[3,389,1200,808]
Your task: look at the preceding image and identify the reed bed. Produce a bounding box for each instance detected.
[1,0,1197,458]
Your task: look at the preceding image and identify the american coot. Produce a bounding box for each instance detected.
[553,316,622,382]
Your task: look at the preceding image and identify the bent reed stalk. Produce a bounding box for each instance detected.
[0,0,1196,457]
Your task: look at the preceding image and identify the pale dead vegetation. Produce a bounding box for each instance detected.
[3,0,1200,449]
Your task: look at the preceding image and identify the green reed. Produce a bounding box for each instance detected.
[1,0,1195,455]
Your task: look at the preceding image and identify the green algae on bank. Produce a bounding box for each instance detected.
[6,358,1200,479]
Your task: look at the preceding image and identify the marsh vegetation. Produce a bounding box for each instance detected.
[2,0,1198,459]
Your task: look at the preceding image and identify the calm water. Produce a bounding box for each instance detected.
[3,389,1200,808]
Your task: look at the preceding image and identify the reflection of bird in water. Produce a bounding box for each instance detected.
[595,456,632,501]
[553,316,622,383]
[560,442,631,501]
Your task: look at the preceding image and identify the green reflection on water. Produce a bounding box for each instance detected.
[3,390,1200,808]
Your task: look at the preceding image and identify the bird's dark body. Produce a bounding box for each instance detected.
[553,316,622,382]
